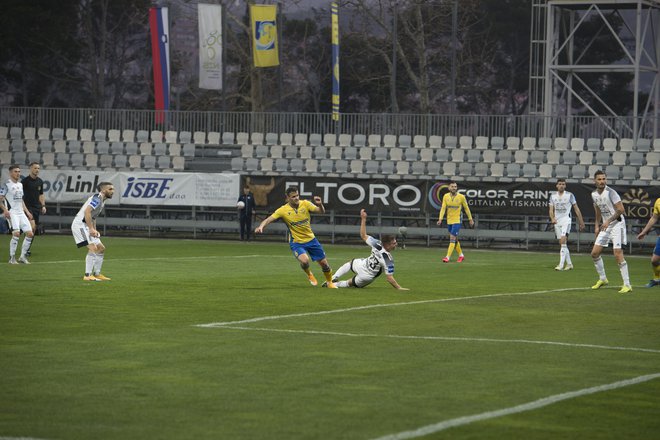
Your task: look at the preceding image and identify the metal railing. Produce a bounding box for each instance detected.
[2,107,659,141]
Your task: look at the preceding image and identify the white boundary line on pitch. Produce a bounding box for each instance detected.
[370,372,660,440]
[195,287,593,328]
[214,326,660,354]
[25,255,292,264]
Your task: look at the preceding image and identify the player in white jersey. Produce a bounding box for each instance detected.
[71,182,115,281]
[0,165,34,264]
[323,209,409,290]
[548,179,585,271]
[590,170,632,293]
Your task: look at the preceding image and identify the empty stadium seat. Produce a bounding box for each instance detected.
[230,157,243,171]
[254,145,269,158]
[165,131,178,144]
[344,147,358,160]
[373,147,388,161]
[571,164,587,180]
[309,133,323,146]
[529,151,545,164]
[404,149,419,161]
[114,154,128,168]
[329,146,343,160]
[586,138,601,152]
[142,155,156,169]
[413,135,427,148]
[284,145,298,159]
[294,133,308,146]
[505,137,520,149]
[323,133,337,146]
[172,156,185,171]
[553,137,568,151]
[0,127,9,139]
[359,147,373,160]
[639,166,655,181]
[124,142,139,155]
[389,148,403,161]
[128,155,142,169]
[25,140,39,152]
[65,128,79,140]
[79,129,93,142]
[245,158,259,171]
[353,134,367,147]
[537,137,552,150]
[570,138,584,151]
[265,133,279,145]
[304,159,319,173]
[554,164,570,179]
[594,151,611,165]
[411,161,426,175]
[319,159,334,173]
[435,148,450,162]
[96,142,110,155]
[443,136,457,148]
[451,149,465,162]
[428,135,442,149]
[562,151,578,165]
[270,145,283,159]
[157,155,172,169]
[110,142,124,155]
[578,151,593,164]
[521,137,536,150]
[153,143,167,156]
[139,143,153,155]
[179,131,192,144]
[274,158,289,172]
[280,133,293,146]
[618,138,633,152]
[457,162,472,176]
[299,146,313,159]
[513,150,528,164]
[426,162,441,176]
[497,150,512,163]
[490,136,504,150]
[338,133,352,147]
[459,136,472,149]
[398,135,412,148]
[635,138,651,152]
[51,128,64,140]
[442,162,456,176]
[182,144,195,156]
[37,127,50,140]
[193,131,206,144]
[473,163,489,178]
[396,161,410,175]
[505,163,521,178]
[108,129,121,142]
[522,164,537,178]
[236,132,249,144]
[290,158,304,173]
[9,127,22,139]
[122,129,135,142]
[383,134,397,148]
[611,152,627,166]
[538,164,553,179]
[41,152,55,167]
[602,138,617,151]
[475,136,489,149]
[39,140,53,153]
[481,150,496,163]
[151,130,164,143]
[419,148,434,162]
[380,160,395,174]
[335,159,349,174]
[489,163,505,178]
[645,152,660,166]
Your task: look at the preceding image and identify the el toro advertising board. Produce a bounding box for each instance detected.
[243,176,659,219]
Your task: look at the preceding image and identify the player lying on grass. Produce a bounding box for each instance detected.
[324,209,409,290]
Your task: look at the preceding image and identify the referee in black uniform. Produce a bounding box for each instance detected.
[21,162,46,255]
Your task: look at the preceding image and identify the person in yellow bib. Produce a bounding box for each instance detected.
[437,181,474,263]
[255,186,337,288]
[637,197,660,288]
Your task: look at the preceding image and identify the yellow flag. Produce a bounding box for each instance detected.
[250,4,279,67]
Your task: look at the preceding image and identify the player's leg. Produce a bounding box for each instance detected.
[590,238,609,289]
[26,207,39,256]
[444,229,457,263]
[612,225,631,293]
[245,215,252,241]
[295,251,317,286]
[18,215,34,263]
[93,242,111,280]
[8,213,21,263]
[647,238,660,287]
[332,259,353,281]
[455,240,464,262]
[239,216,246,240]
[305,238,337,288]
[317,257,337,288]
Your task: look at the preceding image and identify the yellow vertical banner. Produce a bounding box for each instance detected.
[250,4,279,67]
[331,2,340,121]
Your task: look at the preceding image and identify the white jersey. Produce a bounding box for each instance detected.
[592,186,624,225]
[73,193,106,224]
[357,235,395,278]
[549,191,576,221]
[0,179,25,213]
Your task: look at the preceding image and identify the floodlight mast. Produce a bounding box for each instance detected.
[529,0,660,140]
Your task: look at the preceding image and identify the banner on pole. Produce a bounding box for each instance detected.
[250,4,279,67]
[198,3,223,90]
[149,7,171,122]
[331,2,340,121]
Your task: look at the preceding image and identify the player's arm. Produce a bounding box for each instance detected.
[593,203,602,234]
[572,203,585,231]
[22,200,33,220]
[84,206,99,237]
[386,274,409,290]
[312,196,325,214]
[637,211,659,240]
[548,202,556,224]
[39,190,46,213]
[601,201,624,230]
[0,194,8,218]
[437,198,446,225]
[255,214,277,234]
[462,197,474,227]
[359,209,368,241]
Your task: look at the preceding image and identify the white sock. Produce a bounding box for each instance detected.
[334,261,352,280]
[593,256,607,280]
[565,247,572,265]
[10,236,19,257]
[619,260,630,286]
[20,237,33,258]
[94,253,105,275]
[336,280,350,288]
[85,252,95,275]
[559,245,566,267]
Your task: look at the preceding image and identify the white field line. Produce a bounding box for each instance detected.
[26,255,292,264]
[215,326,660,355]
[370,372,660,440]
[196,287,589,328]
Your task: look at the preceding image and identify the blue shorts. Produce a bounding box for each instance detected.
[654,237,660,257]
[290,237,327,262]
[447,223,462,236]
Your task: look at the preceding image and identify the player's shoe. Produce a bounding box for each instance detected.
[325,282,338,289]
[564,264,574,271]
[8,257,18,265]
[442,257,450,263]
[591,279,609,289]
[618,285,633,294]
[18,256,30,264]
[554,265,563,271]
[94,274,111,281]
[457,255,465,263]
[307,273,318,286]
[83,275,100,281]
[645,279,660,288]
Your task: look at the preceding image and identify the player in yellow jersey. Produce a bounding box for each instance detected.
[255,186,337,288]
[437,181,474,263]
[637,198,660,288]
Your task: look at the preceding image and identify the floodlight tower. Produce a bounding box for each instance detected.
[529,0,660,139]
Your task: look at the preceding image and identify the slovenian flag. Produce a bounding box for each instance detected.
[149,7,170,121]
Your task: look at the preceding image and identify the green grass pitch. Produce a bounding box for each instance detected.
[1,235,659,439]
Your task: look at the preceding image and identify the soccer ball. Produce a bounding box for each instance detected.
[236,201,245,209]
[398,226,408,235]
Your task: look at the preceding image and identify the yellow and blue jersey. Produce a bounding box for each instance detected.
[439,193,472,225]
[272,199,319,243]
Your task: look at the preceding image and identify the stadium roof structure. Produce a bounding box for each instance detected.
[529,0,660,139]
